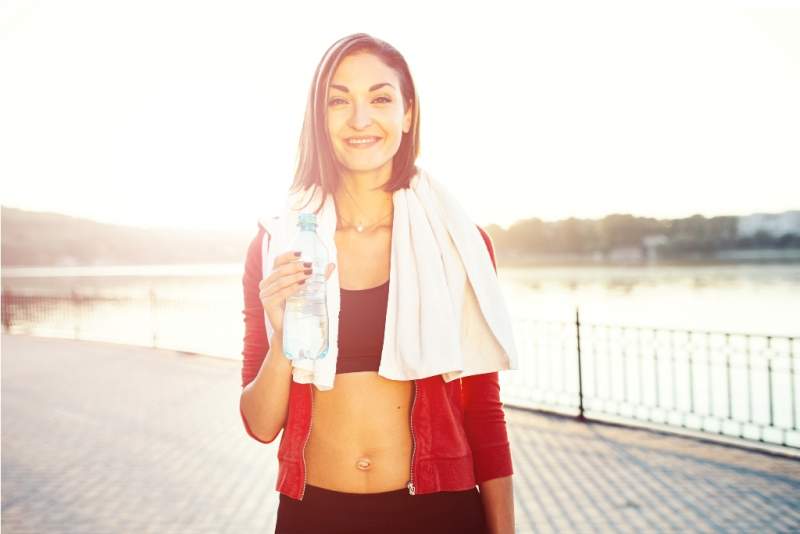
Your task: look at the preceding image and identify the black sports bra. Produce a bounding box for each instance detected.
[336,279,389,374]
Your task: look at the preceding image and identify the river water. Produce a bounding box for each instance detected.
[4,262,799,446]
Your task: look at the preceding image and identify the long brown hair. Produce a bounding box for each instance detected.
[288,33,421,214]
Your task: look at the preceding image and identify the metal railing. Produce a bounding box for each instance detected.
[2,289,163,347]
[3,290,798,450]
[503,310,799,449]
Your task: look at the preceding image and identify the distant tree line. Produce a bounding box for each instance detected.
[485,214,800,259]
[4,206,799,267]
[1,206,252,267]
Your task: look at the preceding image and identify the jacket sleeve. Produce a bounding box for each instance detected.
[239,225,275,444]
[460,225,514,482]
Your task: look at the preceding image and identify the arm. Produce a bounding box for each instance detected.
[464,225,515,533]
[462,371,515,533]
[479,476,515,534]
[239,227,293,443]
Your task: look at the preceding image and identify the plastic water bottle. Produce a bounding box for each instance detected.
[283,212,330,361]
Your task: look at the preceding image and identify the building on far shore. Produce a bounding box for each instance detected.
[642,234,669,262]
[737,211,800,238]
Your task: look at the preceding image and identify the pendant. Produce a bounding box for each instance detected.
[356,224,364,232]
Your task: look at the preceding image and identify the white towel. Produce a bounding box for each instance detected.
[259,166,518,391]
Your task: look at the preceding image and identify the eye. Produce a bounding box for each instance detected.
[327,96,393,106]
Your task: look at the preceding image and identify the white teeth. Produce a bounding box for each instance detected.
[347,137,378,144]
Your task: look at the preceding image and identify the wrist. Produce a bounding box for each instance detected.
[269,329,283,347]
[267,332,290,365]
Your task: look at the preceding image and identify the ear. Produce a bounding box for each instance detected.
[403,101,413,134]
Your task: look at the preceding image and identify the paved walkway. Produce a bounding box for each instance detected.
[2,334,800,534]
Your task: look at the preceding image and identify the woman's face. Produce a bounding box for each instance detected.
[326,53,412,176]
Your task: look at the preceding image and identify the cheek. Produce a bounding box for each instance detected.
[326,115,340,138]
[381,109,406,135]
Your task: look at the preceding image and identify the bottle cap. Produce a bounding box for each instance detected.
[298,213,317,226]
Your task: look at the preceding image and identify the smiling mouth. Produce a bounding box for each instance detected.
[345,136,381,148]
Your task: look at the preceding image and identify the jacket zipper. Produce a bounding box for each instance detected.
[407,379,417,496]
[299,385,314,501]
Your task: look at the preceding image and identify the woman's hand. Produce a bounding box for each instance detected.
[259,250,335,334]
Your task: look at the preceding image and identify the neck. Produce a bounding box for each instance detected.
[334,165,394,229]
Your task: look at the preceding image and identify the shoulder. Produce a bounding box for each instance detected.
[475,225,497,271]
[244,224,268,273]
[249,224,267,254]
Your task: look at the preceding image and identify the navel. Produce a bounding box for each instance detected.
[355,457,372,471]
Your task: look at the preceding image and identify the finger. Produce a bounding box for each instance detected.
[324,262,336,281]
[275,279,306,302]
[273,250,302,269]
[260,270,310,300]
[260,260,311,290]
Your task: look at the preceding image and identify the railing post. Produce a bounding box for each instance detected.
[70,290,80,339]
[576,307,585,420]
[767,336,774,430]
[791,337,797,435]
[1,290,13,332]
[149,287,157,348]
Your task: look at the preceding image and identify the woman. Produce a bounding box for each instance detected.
[240,33,516,534]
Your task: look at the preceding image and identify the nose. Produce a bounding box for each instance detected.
[347,100,372,130]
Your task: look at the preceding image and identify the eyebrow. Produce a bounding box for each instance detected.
[329,82,395,93]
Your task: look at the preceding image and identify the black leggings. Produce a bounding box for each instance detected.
[275,483,488,534]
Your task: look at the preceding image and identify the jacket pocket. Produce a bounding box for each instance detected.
[425,378,472,459]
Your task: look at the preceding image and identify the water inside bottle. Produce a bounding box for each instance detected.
[282,212,330,361]
[284,272,329,360]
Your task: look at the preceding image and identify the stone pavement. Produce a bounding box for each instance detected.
[2,334,799,534]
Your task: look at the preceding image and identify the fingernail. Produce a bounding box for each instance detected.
[303,262,312,268]
[304,269,312,275]
[294,251,301,257]
[298,279,306,285]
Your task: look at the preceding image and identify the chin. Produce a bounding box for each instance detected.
[339,157,393,173]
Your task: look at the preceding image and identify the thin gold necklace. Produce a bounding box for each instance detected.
[336,185,393,233]
[338,210,392,233]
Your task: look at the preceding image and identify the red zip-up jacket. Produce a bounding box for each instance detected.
[239,222,513,501]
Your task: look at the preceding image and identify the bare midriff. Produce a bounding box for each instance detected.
[306,220,413,493]
[305,372,414,493]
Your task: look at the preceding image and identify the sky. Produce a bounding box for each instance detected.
[1,0,799,233]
